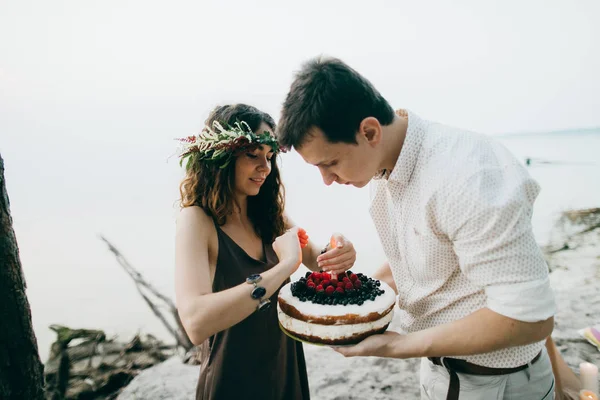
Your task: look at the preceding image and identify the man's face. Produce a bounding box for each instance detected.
[296,127,380,188]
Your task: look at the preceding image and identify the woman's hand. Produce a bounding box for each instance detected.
[316,233,356,276]
[273,227,303,273]
[297,228,309,248]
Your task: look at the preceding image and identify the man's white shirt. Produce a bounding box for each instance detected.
[369,110,556,368]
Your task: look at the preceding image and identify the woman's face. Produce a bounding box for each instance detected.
[233,122,275,198]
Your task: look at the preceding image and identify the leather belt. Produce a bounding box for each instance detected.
[427,351,542,400]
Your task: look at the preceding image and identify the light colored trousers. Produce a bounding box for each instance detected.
[420,347,555,399]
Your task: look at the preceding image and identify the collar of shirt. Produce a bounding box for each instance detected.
[386,109,427,189]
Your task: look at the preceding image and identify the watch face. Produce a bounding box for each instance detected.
[246,274,262,284]
[251,286,267,300]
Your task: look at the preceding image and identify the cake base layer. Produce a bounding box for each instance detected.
[277,303,394,346]
[280,324,390,346]
[279,300,395,325]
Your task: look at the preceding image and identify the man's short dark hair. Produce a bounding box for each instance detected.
[277,56,395,149]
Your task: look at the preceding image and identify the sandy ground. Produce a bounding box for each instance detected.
[118,226,600,400]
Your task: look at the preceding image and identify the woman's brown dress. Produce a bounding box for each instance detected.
[195,222,310,399]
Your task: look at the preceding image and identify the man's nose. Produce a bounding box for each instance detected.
[321,170,336,186]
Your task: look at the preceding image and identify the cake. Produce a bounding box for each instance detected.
[277,270,396,345]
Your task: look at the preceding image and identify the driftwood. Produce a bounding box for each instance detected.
[547,243,573,254]
[42,236,200,399]
[561,207,600,226]
[559,207,600,237]
[99,235,193,352]
[544,208,600,255]
[44,326,177,400]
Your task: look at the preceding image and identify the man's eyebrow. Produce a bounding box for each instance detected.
[315,159,334,167]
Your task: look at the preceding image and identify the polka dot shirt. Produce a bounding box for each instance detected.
[369,109,556,368]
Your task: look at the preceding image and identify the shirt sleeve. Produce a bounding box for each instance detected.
[442,165,556,322]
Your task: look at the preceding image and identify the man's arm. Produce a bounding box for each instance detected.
[413,166,556,355]
[372,261,397,294]
[336,308,553,359]
[392,309,553,358]
[337,166,556,359]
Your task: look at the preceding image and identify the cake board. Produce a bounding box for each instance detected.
[278,323,354,348]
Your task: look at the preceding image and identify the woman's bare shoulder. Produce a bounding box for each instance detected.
[176,206,216,238]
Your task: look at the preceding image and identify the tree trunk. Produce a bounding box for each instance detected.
[0,153,45,399]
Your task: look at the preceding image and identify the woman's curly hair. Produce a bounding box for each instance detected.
[179,104,285,242]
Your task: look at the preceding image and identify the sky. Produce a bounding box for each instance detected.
[2,0,598,227]
[0,0,599,359]
[1,0,599,137]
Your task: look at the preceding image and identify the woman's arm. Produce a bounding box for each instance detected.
[545,337,581,399]
[175,207,300,345]
[283,214,356,275]
[284,214,322,272]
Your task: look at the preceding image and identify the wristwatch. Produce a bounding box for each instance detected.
[246,274,270,311]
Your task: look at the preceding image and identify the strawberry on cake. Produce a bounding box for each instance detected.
[277,271,396,345]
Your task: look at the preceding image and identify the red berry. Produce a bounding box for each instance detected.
[337,282,344,288]
[322,279,331,287]
[314,279,321,286]
[343,277,351,284]
[307,282,315,289]
[330,279,338,286]
[354,280,362,289]
[345,282,354,291]
[309,273,317,280]
[335,287,344,294]
[322,272,331,280]
[316,285,324,292]
[350,274,358,282]
[314,272,322,280]
[337,273,346,281]
[325,286,335,296]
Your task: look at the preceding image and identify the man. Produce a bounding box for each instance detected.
[277,56,556,399]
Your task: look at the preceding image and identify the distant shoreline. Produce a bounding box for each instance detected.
[498,126,600,138]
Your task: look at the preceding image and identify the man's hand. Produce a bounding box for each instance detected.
[334,307,554,360]
[333,331,403,358]
[316,233,356,275]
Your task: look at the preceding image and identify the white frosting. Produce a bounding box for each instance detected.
[278,303,394,340]
[278,280,396,320]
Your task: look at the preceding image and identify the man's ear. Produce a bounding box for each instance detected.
[358,117,383,146]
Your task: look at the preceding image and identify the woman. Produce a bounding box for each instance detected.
[174,104,356,400]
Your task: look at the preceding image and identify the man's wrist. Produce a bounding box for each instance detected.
[410,330,433,358]
[386,331,430,359]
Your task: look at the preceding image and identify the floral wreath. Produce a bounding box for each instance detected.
[177,120,285,169]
